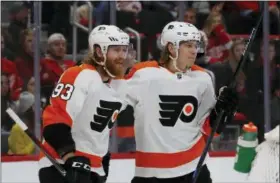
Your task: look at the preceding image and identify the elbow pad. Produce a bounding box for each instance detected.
[43,123,75,158]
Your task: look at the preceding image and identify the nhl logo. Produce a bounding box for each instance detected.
[176,72,182,79]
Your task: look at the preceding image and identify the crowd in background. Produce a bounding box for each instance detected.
[1,1,280,155]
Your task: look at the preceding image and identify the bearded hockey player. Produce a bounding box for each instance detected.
[38,25,130,183]
[122,21,238,183]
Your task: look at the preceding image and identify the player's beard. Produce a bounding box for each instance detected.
[105,58,125,77]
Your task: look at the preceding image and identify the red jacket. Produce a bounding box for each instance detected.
[1,58,23,101]
[41,58,75,86]
[234,1,277,11]
[207,24,232,62]
[14,55,35,81]
[14,55,53,85]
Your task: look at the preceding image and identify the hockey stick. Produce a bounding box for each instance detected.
[6,108,67,177]
[192,11,264,183]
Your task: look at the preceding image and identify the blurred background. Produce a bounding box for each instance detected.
[1,1,280,158]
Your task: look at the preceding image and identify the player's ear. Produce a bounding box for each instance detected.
[167,43,176,57]
[94,45,103,58]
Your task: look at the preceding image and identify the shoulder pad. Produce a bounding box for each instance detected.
[125,61,159,79]
[191,65,215,88]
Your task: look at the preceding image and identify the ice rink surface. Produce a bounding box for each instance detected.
[2,157,250,183]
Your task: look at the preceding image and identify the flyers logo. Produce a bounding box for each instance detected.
[159,95,198,127]
[90,100,122,132]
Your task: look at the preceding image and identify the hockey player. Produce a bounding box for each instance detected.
[38,25,130,183]
[122,21,239,183]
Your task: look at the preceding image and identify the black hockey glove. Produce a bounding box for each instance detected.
[64,156,92,183]
[210,86,239,134]
[216,86,239,115]
[102,152,111,182]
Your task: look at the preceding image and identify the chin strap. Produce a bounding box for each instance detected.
[95,54,116,78]
[169,49,192,73]
[169,49,182,72]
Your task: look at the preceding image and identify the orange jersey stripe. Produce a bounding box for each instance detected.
[125,61,159,79]
[135,136,205,168]
[191,65,206,72]
[201,117,220,137]
[42,64,96,128]
[39,141,102,168]
[117,126,134,138]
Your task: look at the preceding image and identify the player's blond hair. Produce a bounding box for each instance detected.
[159,43,172,67]
[82,45,102,66]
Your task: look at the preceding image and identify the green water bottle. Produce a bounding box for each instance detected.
[234,122,258,173]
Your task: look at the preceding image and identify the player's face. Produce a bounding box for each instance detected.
[50,40,66,59]
[106,45,128,77]
[178,40,198,68]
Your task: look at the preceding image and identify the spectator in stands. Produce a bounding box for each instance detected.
[8,91,35,155]
[76,3,93,26]
[14,29,50,86]
[203,10,232,62]
[1,59,23,102]
[190,2,226,31]
[5,2,29,55]
[25,77,35,95]
[1,32,15,61]
[41,33,75,99]
[184,8,197,25]
[231,1,280,35]
[1,35,23,102]
[117,1,142,14]
[207,39,246,92]
[1,73,16,131]
[209,2,225,14]
[14,29,35,82]
[228,39,247,94]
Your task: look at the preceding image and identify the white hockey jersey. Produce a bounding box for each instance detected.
[120,61,217,178]
[39,64,124,176]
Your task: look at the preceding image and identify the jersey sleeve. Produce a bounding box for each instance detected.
[196,75,217,136]
[123,74,146,107]
[42,66,95,128]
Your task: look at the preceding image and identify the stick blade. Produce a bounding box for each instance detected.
[6,108,28,131]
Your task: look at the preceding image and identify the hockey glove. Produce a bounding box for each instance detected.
[102,152,111,182]
[210,86,239,134]
[216,86,239,115]
[64,156,92,183]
